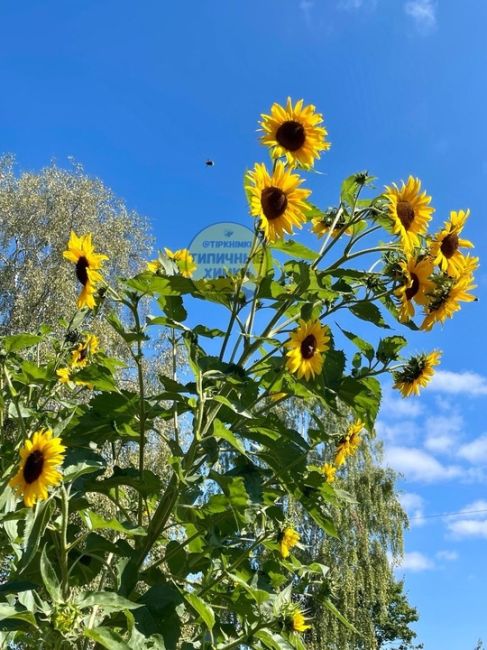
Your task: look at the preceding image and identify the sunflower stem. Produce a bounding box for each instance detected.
[130,298,147,528]
[60,484,70,600]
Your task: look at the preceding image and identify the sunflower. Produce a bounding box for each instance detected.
[430,209,474,277]
[10,429,66,507]
[165,248,197,278]
[311,209,353,239]
[395,256,435,323]
[335,420,363,467]
[280,527,300,559]
[246,162,311,242]
[71,334,99,368]
[285,320,330,381]
[63,231,108,309]
[384,177,434,255]
[421,257,478,331]
[260,98,330,169]
[289,608,311,633]
[321,462,336,483]
[393,351,441,398]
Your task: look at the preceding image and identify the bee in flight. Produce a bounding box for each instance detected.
[205,159,215,167]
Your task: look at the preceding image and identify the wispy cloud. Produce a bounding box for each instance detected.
[299,0,314,23]
[446,500,487,539]
[395,551,434,572]
[436,550,458,562]
[404,0,437,33]
[384,446,461,483]
[425,413,464,454]
[459,435,487,465]
[429,370,487,396]
[337,0,379,10]
[376,419,420,445]
[399,492,426,526]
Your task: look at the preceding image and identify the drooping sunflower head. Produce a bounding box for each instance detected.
[430,209,474,277]
[384,177,434,254]
[245,162,311,242]
[63,231,108,310]
[285,319,330,381]
[71,334,99,368]
[311,208,353,239]
[335,419,364,467]
[288,608,311,633]
[393,351,441,398]
[10,429,66,507]
[279,526,300,559]
[395,256,435,323]
[321,462,336,483]
[421,258,478,331]
[260,98,330,169]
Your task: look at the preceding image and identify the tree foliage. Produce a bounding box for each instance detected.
[0,155,152,344]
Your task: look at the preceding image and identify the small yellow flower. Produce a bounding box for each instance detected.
[56,367,72,384]
[260,98,330,169]
[146,258,162,273]
[335,420,363,467]
[321,463,336,483]
[245,162,311,242]
[384,177,434,255]
[280,527,300,559]
[285,320,330,381]
[165,248,197,278]
[10,429,66,507]
[63,231,108,310]
[430,209,474,277]
[290,608,311,633]
[393,351,441,397]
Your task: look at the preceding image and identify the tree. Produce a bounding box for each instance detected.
[291,427,422,650]
[0,155,152,345]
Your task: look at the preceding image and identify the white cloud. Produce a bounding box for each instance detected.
[376,420,420,445]
[446,500,487,539]
[399,492,426,526]
[395,551,434,572]
[380,386,423,419]
[459,435,487,465]
[404,0,437,33]
[436,550,458,562]
[429,370,487,396]
[425,413,464,454]
[384,446,461,483]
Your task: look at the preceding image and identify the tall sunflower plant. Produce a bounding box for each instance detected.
[0,98,478,649]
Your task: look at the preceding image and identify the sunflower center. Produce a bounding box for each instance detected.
[300,334,317,360]
[75,256,90,285]
[23,450,45,484]
[405,273,420,300]
[276,120,306,152]
[440,233,459,259]
[261,187,288,220]
[396,201,415,230]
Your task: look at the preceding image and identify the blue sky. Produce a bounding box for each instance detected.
[1,0,486,647]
